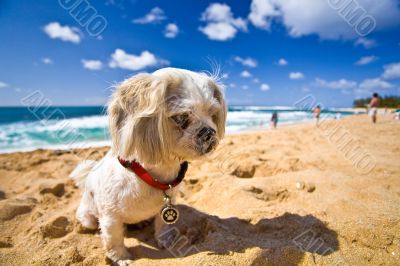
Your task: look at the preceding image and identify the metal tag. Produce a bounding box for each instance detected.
[160,205,179,224]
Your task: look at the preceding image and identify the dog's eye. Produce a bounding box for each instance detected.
[172,113,190,130]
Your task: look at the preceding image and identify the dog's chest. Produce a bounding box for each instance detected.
[120,181,175,224]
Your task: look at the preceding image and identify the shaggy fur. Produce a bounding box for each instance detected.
[70,68,226,264]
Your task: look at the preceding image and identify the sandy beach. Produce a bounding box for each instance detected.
[0,114,399,265]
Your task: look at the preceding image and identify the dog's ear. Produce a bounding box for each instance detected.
[209,81,227,139]
[108,73,172,164]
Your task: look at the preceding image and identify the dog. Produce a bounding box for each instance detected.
[70,68,227,264]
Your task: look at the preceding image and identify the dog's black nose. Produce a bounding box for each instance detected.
[197,127,216,142]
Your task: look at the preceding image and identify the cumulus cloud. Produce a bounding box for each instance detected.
[81,59,103,70]
[132,7,166,24]
[164,23,179,38]
[314,78,357,90]
[234,56,257,67]
[248,0,400,40]
[199,23,237,41]
[43,22,81,43]
[248,0,279,29]
[382,62,400,80]
[260,83,270,91]
[358,78,393,93]
[0,81,8,88]
[354,78,394,97]
[240,70,252,78]
[316,77,393,96]
[278,58,288,66]
[41,58,53,64]
[289,72,304,80]
[109,49,168,71]
[199,3,247,41]
[355,55,378,66]
[229,83,236,88]
[354,37,377,49]
[242,85,249,90]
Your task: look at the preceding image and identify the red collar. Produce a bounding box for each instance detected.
[118,157,188,191]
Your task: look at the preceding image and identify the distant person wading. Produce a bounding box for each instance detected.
[313,105,321,126]
[270,111,278,129]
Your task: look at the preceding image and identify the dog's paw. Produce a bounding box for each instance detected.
[156,227,179,249]
[107,246,132,264]
[116,259,133,266]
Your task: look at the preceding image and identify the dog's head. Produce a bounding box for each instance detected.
[108,67,227,164]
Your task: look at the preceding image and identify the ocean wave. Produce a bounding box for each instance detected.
[229,106,297,112]
[0,107,355,152]
[0,115,110,152]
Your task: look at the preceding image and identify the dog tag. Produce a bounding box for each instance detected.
[161,193,179,224]
[160,205,179,224]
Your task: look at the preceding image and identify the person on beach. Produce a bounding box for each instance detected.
[270,111,278,129]
[313,105,321,126]
[368,93,380,124]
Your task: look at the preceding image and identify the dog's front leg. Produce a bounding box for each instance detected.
[154,215,179,249]
[99,216,132,264]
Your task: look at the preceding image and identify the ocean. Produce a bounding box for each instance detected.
[0,106,358,153]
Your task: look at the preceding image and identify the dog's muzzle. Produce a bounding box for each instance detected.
[196,126,217,154]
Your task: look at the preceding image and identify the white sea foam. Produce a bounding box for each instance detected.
[0,107,355,153]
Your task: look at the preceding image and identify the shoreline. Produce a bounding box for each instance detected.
[0,113,363,154]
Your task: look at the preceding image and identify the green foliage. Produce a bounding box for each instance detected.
[353,96,400,108]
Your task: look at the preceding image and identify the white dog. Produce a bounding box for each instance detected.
[70,68,226,264]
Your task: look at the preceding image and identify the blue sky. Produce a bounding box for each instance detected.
[0,0,400,107]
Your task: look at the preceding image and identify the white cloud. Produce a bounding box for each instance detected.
[382,62,400,80]
[41,58,53,64]
[43,22,81,43]
[0,81,8,88]
[248,0,400,40]
[253,78,260,83]
[260,83,270,91]
[229,83,236,88]
[199,3,247,41]
[278,58,288,66]
[164,23,179,38]
[234,56,257,67]
[249,0,279,29]
[132,7,166,24]
[109,49,168,71]
[221,73,229,79]
[105,0,125,9]
[199,23,237,41]
[354,37,377,49]
[289,72,304,80]
[315,78,357,90]
[355,55,378,66]
[357,78,393,95]
[81,59,103,70]
[242,85,249,90]
[315,77,393,97]
[240,70,252,78]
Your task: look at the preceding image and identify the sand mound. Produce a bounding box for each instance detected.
[0,198,36,221]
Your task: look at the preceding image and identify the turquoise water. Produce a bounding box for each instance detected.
[0,106,357,153]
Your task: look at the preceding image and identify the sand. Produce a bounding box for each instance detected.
[0,115,399,265]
